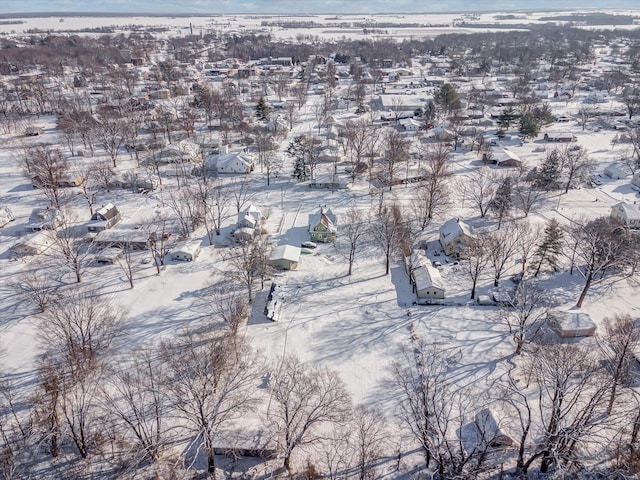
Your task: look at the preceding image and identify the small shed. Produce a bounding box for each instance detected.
[269,245,301,271]
[170,240,201,262]
[603,164,628,180]
[547,311,597,338]
[0,206,14,228]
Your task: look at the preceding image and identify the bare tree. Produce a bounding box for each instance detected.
[225,241,263,303]
[22,145,70,208]
[461,167,497,218]
[40,289,122,371]
[559,146,594,193]
[116,244,136,289]
[412,143,451,231]
[380,128,410,190]
[571,216,630,308]
[502,280,547,354]
[168,186,203,238]
[486,228,519,287]
[10,270,59,313]
[514,220,540,278]
[46,215,92,283]
[391,340,487,476]
[577,105,597,131]
[95,108,126,168]
[268,355,352,475]
[228,178,256,214]
[600,314,640,415]
[162,332,260,477]
[463,237,489,299]
[102,348,167,462]
[503,344,611,475]
[337,207,369,276]
[514,179,544,218]
[370,203,405,275]
[352,405,388,480]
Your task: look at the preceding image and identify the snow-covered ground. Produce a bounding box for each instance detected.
[1,11,640,476]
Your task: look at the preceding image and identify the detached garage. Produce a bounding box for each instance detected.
[547,311,596,338]
[170,241,201,262]
[269,245,301,270]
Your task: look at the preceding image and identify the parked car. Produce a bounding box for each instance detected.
[301,241,317,249]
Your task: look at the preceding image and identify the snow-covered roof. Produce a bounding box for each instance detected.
[439,218,474,246]
[413,264,445,292]
[613,202,640,221]
[171,240,201,256]
[495,148,521,164]
[547,311,596,338]
[270,244,301,263]
[237,204,262,227]
[309,207,337,233]
[91,203,119,221]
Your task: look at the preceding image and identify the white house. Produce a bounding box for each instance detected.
[25,207,65,232]
[610,202,640,229]
[398,118,421,132]
[603,164,628,180]
[439,218,475,258]
[170,240,201,262]
[237,205,262,229]
[413,264,446,299]
[205,150,255,175]
[0,206,14,228]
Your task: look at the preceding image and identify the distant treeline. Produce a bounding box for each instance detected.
[0,20,25,25]
[260,20,445,29]
[539,13,638,25]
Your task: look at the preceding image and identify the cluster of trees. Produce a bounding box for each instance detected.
[4,281,637,479]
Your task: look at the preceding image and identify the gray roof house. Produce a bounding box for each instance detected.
[87,203,121,232]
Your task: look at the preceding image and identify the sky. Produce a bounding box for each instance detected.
[1,0,639,15]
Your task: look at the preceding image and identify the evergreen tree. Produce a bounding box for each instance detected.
[491,176,513,229]
[255,96,270,121]
[433,83,461,119]
[534,148,562,190]
[533,218,564,276]
[498,106,518,131]
[519,112,540,139]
